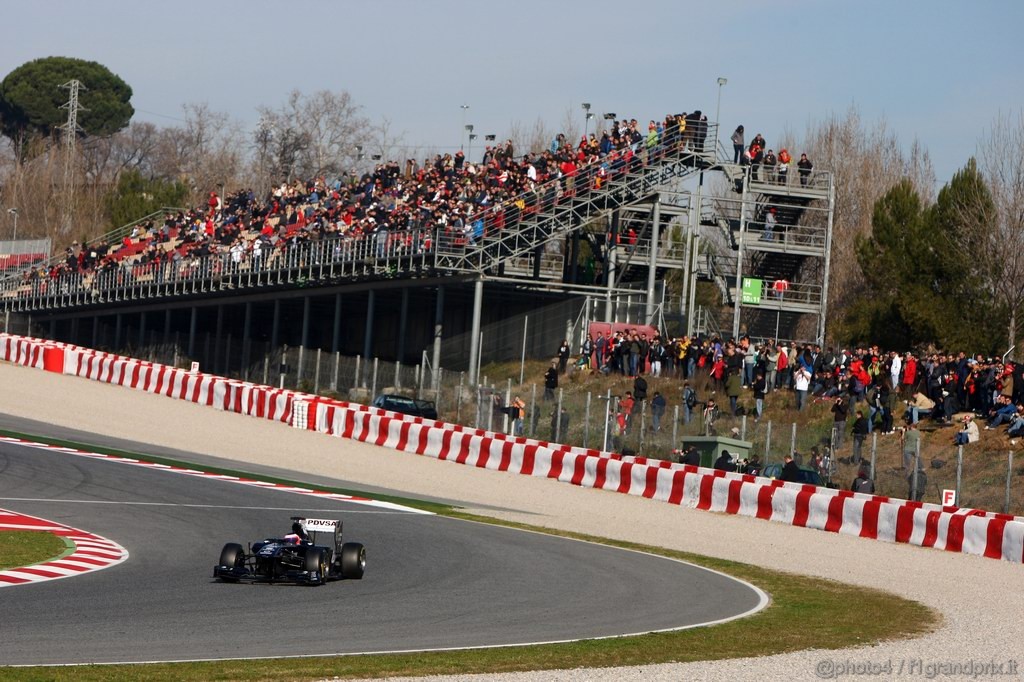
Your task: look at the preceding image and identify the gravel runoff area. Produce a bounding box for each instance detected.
[2,362,1022,682]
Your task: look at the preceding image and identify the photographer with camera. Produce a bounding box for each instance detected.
[831,396,849,449]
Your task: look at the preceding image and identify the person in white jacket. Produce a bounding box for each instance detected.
[794,365,811,411]
[890,352,903,390]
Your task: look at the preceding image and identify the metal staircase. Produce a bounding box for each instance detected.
[434,133,719,277]
[688,161,834,343]
[731,170,834,342]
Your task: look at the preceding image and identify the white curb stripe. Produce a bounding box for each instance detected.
[0,507,129,588]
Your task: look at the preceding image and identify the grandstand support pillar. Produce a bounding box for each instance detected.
[300,296,311,351]
[681,220,693,333]
[298,296,311,378]
[605,212,619,322]
[431,286,444,390]
[397,287,409,360]
[49,318,56,340]
[3,310,8,334]
[645,194,661,325]
[330,293,342,354]
[188,306,198,358]
[685,176,703,336]
[270,299,281,351]
[362,290,376,362]
[687,234,701,337]
[468,279,483,385]
[732,176,749,339]
[818,181,836,344]
[569,231,580,285]
[138,311,147,349]
[163,309,172,344]
[114,313,123,350]
[92,315,99,348]
[241,301,252,376]
[70,317,79,345]
[214,305,225,374]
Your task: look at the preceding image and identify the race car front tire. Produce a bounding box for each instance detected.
[340,542,366,579]
[217,543,245,582]
[304,547,329,585]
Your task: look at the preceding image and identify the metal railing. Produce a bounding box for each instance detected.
[0,230,436,311]
[613,234,690,274]
[746,280,823,308]
[740,222,828,255]
[0,239,51,276]
[693,305,723,338]
[748,165,831,193]
[0,208,186,284]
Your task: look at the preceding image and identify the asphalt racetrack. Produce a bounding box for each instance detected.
[0,430,764,665]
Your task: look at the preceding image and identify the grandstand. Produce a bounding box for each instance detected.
[0,113,834,381]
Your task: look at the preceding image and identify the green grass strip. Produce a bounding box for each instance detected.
[0,428,939,681]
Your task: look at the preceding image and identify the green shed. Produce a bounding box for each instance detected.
[679,435,753,468]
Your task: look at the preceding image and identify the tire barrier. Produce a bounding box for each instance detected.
[2,333,1021,563]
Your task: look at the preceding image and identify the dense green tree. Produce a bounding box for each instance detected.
[926,158,1004,353]
[103,169,188,229]
[845,180,933,349]
[841,164,1006,353]
[0,57,133,149]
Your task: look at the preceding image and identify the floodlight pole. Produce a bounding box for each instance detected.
[460,104,469,151]
[715,77,728,133]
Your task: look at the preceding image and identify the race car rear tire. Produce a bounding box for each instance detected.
[218,543,245,582]
[304,547,329,585]
[340,542,365,579]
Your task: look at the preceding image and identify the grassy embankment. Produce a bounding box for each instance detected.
[469,359,1023,515]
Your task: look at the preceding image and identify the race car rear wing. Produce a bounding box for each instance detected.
[291,516,342,552]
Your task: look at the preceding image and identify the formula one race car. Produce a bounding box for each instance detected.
[213,517,365,585]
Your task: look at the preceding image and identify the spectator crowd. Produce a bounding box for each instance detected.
[567,328,1023,496]
[11,109,728,300]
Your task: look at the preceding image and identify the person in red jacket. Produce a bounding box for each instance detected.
[776,343,789,390]
[901,352,918,398]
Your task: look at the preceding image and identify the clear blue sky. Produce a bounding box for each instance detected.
[3,0,1021,183]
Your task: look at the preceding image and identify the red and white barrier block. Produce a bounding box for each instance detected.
[2,333,1022,563]
[0,507,128,587]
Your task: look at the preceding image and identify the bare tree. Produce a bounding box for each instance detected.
[368,116,407,164]
[799,106,935,331]
[560,105,582,148]
[81,121,161,182]
[148,103,244,203]
[0,144,76,243]
[506,116,554,157]
[251,114,275,195]
[977,111,1024,356]
[258,90,371,180]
